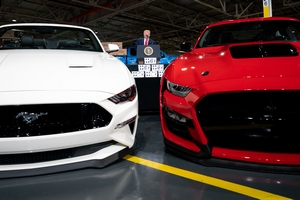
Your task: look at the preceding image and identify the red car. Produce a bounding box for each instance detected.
[160,16,300,173]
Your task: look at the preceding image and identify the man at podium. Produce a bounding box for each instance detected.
[135,30,159,64]
[135,30,156,46]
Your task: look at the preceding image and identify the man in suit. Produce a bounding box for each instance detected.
[135,30,157,64]
[135,30,155,46]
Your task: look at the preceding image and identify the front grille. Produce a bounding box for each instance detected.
[0,103,112,137]
[0,148,74,164]
[196,91,300,153]
[0,141,116,164]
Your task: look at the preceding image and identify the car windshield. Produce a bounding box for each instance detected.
[197,20,300,48]
[0,25,103,52]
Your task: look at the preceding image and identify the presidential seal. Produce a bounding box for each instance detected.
[144,46,154,56]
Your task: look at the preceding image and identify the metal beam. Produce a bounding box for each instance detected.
[283,0,300,7]
[83,0,154,25]
[194,0,232,17]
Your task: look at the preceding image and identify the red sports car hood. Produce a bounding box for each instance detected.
[166,42,300,87]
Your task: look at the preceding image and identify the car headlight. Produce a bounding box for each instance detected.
[108,85,137,104]
[166,80,191,97]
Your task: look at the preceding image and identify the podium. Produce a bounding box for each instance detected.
[127,45,166,111]
[136,45,161,64]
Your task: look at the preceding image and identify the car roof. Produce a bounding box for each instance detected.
[0,23,92,31]
[206,16,300,28]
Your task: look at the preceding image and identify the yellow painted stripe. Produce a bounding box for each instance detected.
[124,155,292,200]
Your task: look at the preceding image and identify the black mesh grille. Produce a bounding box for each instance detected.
[0,149,74,164]
[196,91,300,153]
[0,103,112,137]
[0,141,116,164]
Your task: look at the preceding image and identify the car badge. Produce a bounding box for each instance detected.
[144,46,154,56]
[201,71,210,76]
[16,112,48,124]
[264,105,277,111]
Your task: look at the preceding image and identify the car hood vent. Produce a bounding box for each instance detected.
[230,43,298,58]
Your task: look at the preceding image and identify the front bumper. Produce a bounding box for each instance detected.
[164,137,300,174]
[160,77,300,171]
[0,141,136,178]
[0,89,139,178]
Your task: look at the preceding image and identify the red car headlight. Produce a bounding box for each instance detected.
[166,80,191,97]
[108,85,137,104]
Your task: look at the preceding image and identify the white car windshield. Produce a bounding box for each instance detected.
[197,20,300,48]
[0,25,103,52]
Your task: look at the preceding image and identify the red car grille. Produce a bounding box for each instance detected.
[0,103,112,137]
[196,91,300,153]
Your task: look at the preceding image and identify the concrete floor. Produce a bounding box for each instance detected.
[0,114,300,200]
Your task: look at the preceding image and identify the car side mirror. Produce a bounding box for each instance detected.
[106,43,119,53]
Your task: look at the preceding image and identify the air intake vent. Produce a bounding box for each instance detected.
[230,44,298,58]
[196,91,300,153]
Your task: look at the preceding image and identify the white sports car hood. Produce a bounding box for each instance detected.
[0,50,132,94]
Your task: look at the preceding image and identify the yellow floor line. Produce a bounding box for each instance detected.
[124,155,292,200]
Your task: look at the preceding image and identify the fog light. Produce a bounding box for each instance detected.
[115,116,136,130]
[164,107,194,128]
[166,108,186,123]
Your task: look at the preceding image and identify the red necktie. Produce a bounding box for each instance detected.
[145,38,148,45]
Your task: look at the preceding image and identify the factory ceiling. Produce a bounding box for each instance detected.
[0,0,299,52]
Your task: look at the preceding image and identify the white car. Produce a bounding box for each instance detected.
[0,23,138,178]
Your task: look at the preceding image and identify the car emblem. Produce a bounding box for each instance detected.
[264,105,277,111]
[201,71,210,76]
[16,112,48,124]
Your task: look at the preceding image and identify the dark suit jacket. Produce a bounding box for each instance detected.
[135,38,155,46]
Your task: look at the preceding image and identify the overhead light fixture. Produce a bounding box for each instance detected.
[12,18,17,22]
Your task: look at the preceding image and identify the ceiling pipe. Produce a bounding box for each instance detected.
[83,0,154,25]
[71,0,116,11]
[66,7,101,22]
[66,0,120,23]
[283,0,300,7]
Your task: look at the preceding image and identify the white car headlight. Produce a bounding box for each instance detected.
[108,85,137,104]
[166,80,191,97]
